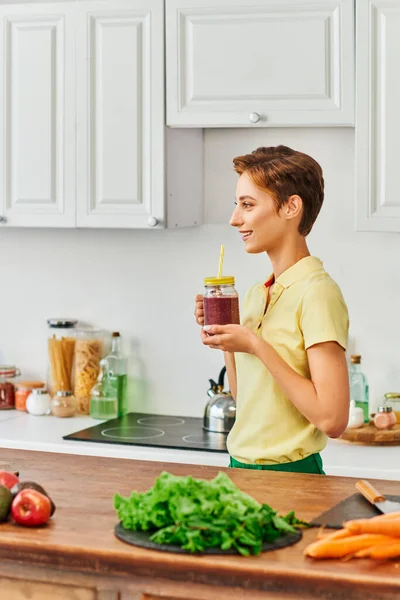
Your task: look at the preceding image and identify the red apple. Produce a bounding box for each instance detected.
[0,471,19,490]
[11,489,51,527]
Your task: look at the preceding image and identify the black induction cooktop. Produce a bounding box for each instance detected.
[63,412,228,453]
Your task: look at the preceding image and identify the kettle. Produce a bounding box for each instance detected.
[203,366,236,433]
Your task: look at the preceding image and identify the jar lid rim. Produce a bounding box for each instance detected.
[47,319,78,328]
[0,365,17,376]
[204,276,235,286]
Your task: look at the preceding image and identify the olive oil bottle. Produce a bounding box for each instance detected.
[104,332,128,417]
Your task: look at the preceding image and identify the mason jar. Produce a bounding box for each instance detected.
[0,365,20,409]
[203,277,240,326]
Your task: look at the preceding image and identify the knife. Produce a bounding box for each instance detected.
[356,480,400,515]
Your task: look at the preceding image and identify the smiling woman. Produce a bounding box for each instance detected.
[195,145,350,475]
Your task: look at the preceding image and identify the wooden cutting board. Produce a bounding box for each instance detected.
[339,422,400,445]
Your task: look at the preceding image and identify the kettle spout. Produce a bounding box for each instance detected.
[207,379,218,398]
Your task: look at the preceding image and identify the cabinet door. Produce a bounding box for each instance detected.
[0,2,75,227]
[76,0,164,229]
[166,0,354,127]
[355,0,400,232]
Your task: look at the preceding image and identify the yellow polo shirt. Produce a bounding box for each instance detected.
[227,256,349,465]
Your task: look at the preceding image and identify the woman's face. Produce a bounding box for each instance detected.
[230,172,296,254]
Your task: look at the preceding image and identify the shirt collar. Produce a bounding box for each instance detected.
[265,256,323,289]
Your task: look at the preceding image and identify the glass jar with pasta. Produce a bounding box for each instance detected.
[47,319,77,396]
[74,329,104,415]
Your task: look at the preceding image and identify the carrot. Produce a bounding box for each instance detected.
[344,518,400,537]
[369,542,400,560]
[353,539,399,558]
[305,534,390,559]
[370,511,400,522]
[317,528,352,542]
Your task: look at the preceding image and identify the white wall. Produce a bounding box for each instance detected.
[1,127,399,417]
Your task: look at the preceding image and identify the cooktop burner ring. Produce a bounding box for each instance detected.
[182,433,224,449]
[137,416,185,427]
[101,426,165,441]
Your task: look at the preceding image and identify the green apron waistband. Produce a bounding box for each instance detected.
[229,452,325,475]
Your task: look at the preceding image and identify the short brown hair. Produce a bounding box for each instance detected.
[233,145,324,236]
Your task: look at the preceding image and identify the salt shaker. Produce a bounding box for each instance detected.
[26,388,51,416]
[373,406,397,430]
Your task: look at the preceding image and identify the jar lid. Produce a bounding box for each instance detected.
[384,392,400,400]
[47,319,77,329]
[31,387,49,395]
[377,406,393,413]
[55,391,73,397]
[16,381,44,391]
[0,365,18,377]
[204,276,235,286]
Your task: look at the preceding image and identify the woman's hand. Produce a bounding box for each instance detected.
[201,324,259,354]
[194,294,204,326]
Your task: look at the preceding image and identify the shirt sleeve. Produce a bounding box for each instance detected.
[299,279,349,350]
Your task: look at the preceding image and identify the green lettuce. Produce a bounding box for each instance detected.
[114,471,308,556]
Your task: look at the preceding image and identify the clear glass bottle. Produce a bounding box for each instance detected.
[90,360,118,420]
[383,393,400,424]
[103,332,128,417]
[47,319,77,396]
[203,277,240,326]
[0,365,20,409]
[127,339,147,413]
[74,329,104,415]
[349,355,369,423]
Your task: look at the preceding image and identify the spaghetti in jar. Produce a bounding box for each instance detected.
[47,319,77,396]
[74,330,104,414]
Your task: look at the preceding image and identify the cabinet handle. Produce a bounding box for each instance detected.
[248,112,261,124]
[147,216,158,227]
[0,216,7,224]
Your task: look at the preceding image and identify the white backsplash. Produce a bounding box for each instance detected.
[1,127,399,417]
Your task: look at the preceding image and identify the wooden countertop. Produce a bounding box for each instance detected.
[0,450,399,599]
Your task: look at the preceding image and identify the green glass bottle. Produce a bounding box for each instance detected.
[89,360,118,420]
[104,332,128,417]
[349,355,369,423]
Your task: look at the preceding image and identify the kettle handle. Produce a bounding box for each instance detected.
[218,366,226,389]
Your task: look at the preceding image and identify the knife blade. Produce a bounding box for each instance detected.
[356,480,400,515]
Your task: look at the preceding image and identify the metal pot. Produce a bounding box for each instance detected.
[203,366,236,433]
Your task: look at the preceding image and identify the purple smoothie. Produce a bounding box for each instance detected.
[203,296,240,326]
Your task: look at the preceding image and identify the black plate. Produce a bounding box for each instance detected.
[114,522,302,555]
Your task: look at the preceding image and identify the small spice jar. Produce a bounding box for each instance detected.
[373,406,397,430]
[51,391,76,418]
[15,381,45,411]
[0,365,20,409]
[26,388,51,416]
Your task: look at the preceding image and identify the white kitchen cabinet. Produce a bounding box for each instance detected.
[166,0,354,127]
[0,2,76,227]
[355,0,400,232]
[76,0,164,228]
[0,0,202,229]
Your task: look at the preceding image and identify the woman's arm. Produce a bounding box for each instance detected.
[202,325,349,438]
[224,352,237,399]
[252,337,349,438]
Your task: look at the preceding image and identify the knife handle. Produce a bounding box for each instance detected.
[356,480,385,504]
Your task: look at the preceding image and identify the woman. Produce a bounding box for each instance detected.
[195,145,349,475]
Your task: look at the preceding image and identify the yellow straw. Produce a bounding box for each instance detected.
[217,244,225,278]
